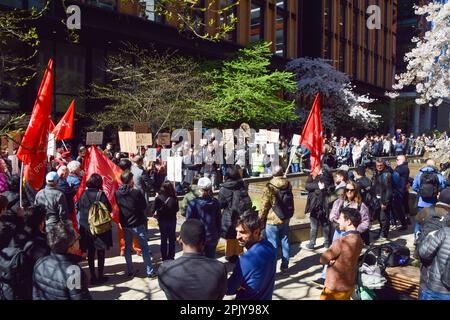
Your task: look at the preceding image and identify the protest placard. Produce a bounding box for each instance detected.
[47,133,56,157]
[167,156,183,182]
[161,148,171,161]
[255,131,268,145]
[267,130,280,143]
[86,132,103,145]
[200,139,208,146]
[136,133,152,146]
[118,131,137,154]
[157,133,171,146]
[8,155,19,175]
[292,134,301,146]
[266,143,275,155]
[145,148,157,162]
[133,122,150,133]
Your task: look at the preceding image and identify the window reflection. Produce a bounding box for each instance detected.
[250,1,264,43]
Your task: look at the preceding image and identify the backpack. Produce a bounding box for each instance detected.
[414,207,447,259]
[230,188,253,218]
[88,192,112,235]
[271,184,295,220]
[419,171,439,198]
[0,241,33,300]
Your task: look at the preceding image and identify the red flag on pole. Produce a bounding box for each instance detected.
[49,119,56,132]
[299,93,323,177]
[74,146,122,229]
[52,100,74,141]
[16,59,53,191]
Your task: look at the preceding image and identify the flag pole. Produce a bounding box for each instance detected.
[19,162,24,208]
[61,140,69,151]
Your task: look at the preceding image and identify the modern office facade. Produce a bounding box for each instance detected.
[3,0,426,135]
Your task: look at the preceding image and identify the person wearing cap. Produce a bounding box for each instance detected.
[186,177,221,258]
[34,171,70,233]
[157,219,227,300]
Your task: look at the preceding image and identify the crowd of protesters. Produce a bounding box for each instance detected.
[1,127,450,301]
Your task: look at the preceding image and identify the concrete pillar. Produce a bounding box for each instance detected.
[413,104,420,136]
[423,105,431,132]
[389,100,396,135]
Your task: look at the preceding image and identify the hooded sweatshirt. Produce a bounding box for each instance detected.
[186,195,221,245]
[115,184,147,228]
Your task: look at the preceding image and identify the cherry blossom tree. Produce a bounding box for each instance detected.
[390,1,450,106]
[286,57,380,130]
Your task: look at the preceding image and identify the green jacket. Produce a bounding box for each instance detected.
[180,185,202,216]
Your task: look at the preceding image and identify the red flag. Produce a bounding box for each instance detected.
[74,146,122,228]
[299,93,323,177]
[49,119,56,132]
[52,100,74,140]
[16,59,53,191]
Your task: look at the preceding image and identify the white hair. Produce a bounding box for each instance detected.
[67,160,81,173]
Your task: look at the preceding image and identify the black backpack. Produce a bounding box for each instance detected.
[271,184,295,220]
[230,189,253,218]
[419,172,439,198]
[0,241,33,300]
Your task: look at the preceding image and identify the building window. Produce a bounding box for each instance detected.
[323,0,332,58]
[276,0,287,10]
[219,0,237,42]
[339,0,346,39]
[87,0,116,10]
[276,1,288,57]
[250,1,264,43]
[140,0,163,23]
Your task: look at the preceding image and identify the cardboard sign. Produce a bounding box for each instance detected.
[133,122,150,133]
[292,134,301,146]
[86,131,103,146]
[47,133,56,157]
[145,148,157,162]
[222,129,234,144]
[167,156,183,182]
[157,133,171,146]
[118,131,137,154]
[136,133,152,146]
[160,148,171,162]
[266,143,275,155]
[268,130,280,143]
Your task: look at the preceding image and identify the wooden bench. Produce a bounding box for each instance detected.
[384,266,420,300]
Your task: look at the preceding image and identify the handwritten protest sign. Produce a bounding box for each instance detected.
[145,148,157,161]
[167,156,183,182]
[118,131,137,154]
[133,122,150,133]
[157,133,171,146]
[86,132,103,145]
[136,133,152,146]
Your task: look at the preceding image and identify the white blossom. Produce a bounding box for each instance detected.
[388,1,450,106]
[286,58,380,130]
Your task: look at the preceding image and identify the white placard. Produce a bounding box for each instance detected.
[255,132,267,145]
[161,149,171,162]
[266,143,275,155]
[119,131,137,154]
[167,156,183,182]
[268,130,280,143]
[8,155,19,175]
[200,139,208,146]
[292,134,301,146]
[47,133,56,157]
[145,148,157,161]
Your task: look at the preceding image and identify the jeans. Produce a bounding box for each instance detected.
[123,224,154,275]
[159,219,177,260]
[419,288,450,300]
[204,243,218,259]
[265,222,290,269]
[309,215,331,247]
[291,163,300,173]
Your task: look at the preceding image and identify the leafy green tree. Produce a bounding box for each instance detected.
[205,42,297,128]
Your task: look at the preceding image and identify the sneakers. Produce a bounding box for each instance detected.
[147,272,158,279]
[303,243,315,251]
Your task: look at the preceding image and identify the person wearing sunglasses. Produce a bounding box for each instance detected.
[313,181,370,287]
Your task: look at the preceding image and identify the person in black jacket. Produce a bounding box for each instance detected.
[32,222,92,300]
[371,159,393,241]
[158,219,227,300]
[393,155,410,230]
[76,173,113,285]
[218,166,251,263]
[23,205,50,266]
[304,166,335,250]
[153,182,179,261]
[115,171,156,278]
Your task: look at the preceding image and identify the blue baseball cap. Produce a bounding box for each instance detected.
[46,171,59,183]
